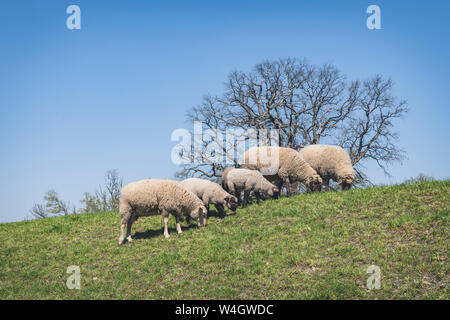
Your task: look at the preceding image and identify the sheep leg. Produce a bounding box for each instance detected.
[254,191,261,204]
[118,223,126,245]
[162,215,170,239]
[202,197,210,215]
[232,187,242,207]
[283,178,292,197]
[228,184,239,205]
[278,169,290,197]
[118,200,132,245]
[125,214,136,243]
[324,179,330,191]
[186,209,193,224]
[176,216,182,234]
[215,203,226,217]
[243,187,251,208]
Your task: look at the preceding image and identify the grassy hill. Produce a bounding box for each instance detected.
[0,181,448,299]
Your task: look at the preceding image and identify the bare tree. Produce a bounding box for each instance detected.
[403,173,435,184]
[104,169,123,211]
[30,189,74,219]
[32,169,124,218]
[79,169,123,213]
[44,189,71,216]
[177,58,408,185]
[30,203,48,219]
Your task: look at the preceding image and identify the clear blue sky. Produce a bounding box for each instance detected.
[1,0,449,222]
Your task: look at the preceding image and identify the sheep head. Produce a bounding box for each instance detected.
[271,185,279,196]
[338,175,354,190]
[189,204,208,226]
[225,194,238,211]
[306,175,323,192]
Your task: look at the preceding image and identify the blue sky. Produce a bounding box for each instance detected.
[1,0,449,222]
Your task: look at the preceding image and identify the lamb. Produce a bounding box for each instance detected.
[298,144,355,190]
[118,179,207,244]
[180,178,238,220]
[225,168,279,207]
[242,146,322,196]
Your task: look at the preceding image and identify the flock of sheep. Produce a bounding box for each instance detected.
[118,144,355,245]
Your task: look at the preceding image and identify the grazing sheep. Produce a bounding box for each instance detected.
[180,178,238,219]
[299,144,355,190]
[225,168,279,207]
[242,146,322,196]
[118,179,207,244]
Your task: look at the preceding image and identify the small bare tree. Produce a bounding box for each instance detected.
[79,169,123,213]
[79,192,103,213]
[30,203,48,219]
[44,189,71,216]
[31,169,124,218]
[104,169,122,211]
[30,189,75,219]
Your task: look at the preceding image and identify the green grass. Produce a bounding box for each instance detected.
[0,181,448,299]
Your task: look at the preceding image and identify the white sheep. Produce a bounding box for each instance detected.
[242,146,322,196]
[118,179,207,244]
[225,168,279,207]
[180,178,238,221]
[299,144,355,190]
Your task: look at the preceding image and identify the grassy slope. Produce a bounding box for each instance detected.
[0,181,448,300]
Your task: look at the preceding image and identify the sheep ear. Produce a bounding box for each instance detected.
[338,178,344,184]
